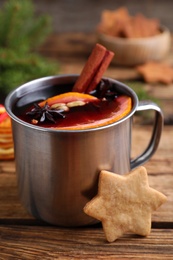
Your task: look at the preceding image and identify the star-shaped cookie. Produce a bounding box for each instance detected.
[136,62,173,84]
[84,166,167,242]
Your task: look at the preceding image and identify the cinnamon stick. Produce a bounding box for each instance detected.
[72,44,114,93]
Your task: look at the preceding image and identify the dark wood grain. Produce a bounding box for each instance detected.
[0,226,173,259]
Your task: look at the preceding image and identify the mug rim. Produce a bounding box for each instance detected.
[5,74,139,133]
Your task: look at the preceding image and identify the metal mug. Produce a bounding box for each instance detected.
[5,75,163,227]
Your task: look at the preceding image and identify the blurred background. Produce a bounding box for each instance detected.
[0,0,171,33]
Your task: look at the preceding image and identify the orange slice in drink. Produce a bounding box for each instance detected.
[38,92,132,130]
[39,92,98,107]
[57,95,132,130]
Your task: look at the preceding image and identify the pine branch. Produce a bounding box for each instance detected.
[0,50,59,93]
[0,0,59,96]
[0,0,52,52]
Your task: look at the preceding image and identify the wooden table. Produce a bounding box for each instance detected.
[0,125,173,259]
[1,33,173,259]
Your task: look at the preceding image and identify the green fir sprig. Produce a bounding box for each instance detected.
[0,0,59,97]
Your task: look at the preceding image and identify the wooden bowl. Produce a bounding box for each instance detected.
[97,26,171,66]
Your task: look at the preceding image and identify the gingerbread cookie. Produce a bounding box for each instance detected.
[136,62,173,84]
[84,166,167,242]
[97,7,160,38]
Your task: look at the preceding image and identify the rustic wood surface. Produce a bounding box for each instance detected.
[0,126,173,259]
[1,32,173,259]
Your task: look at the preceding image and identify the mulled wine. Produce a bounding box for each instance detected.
[13,80,132,130]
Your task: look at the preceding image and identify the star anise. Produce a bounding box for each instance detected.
[95,79,118,100]
[26,102,65,124]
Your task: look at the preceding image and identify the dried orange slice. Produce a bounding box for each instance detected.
[39,92,98,107]
[0,105,9,123]
[57,95,132,130]
[0,117,12,130]
[0,104,14,160]
[0,147,14,160]
[35,92,132,130]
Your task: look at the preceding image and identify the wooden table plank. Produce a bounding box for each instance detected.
[132,125,173,174]
[0,226,173,259]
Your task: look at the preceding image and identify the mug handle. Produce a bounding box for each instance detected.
[130,100,163,169]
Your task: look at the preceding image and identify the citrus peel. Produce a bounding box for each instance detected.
[0,104,14,160]
[54,95,132,130]
[39,92,98,107]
